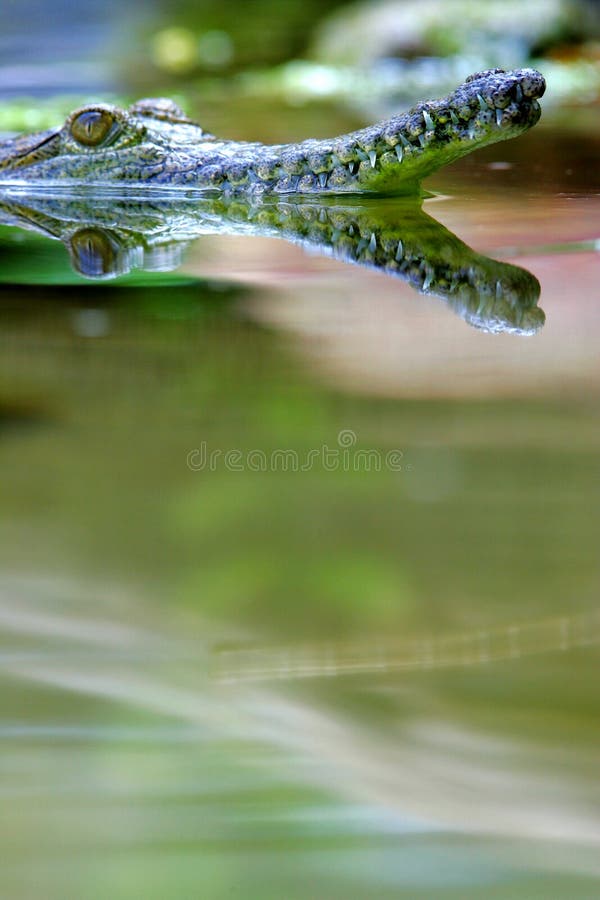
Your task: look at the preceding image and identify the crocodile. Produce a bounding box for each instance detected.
[0,68,545,195]
[0,193,544,334]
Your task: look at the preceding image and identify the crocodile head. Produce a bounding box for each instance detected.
[0,98,219,186]
[0,69,545,194]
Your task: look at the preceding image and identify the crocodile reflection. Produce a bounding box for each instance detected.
[0,193,543,335]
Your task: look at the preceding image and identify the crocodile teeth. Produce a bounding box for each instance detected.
[368,150,377,168]
[477,93,489,112]
[422,110,435,131]
[450,111,459,126]
[399,133,411,148]
[496,108,503,127]
[418,134,428,148]
[467,123,476,140]
[368,232,377,253]
[515,84,523,101]
[395,144,403,163]
[349,161,360,176]
[318,172,328,188]
[348,224,355,236]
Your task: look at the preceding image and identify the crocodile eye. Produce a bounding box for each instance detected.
[71,109,116,147]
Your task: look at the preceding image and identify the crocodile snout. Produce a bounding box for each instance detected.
[517,68,546,99]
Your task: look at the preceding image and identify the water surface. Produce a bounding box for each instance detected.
[0,104,598,898]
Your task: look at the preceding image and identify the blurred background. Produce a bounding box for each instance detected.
[0,2,599,898]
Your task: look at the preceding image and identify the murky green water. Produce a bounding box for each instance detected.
[0,103,599,898]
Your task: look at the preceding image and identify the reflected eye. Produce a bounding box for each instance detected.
[70,228,119,278]
[71,109,116,147]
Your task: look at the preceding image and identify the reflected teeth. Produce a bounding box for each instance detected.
[368,232,377,253]
[368,150,377,168]
[395,239,404,261]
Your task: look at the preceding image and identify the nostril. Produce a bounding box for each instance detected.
[517,69,546,100]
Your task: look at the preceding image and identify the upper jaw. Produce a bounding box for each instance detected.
[463,68,545,130]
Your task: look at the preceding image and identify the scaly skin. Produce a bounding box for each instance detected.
[0,68,545,195]
[0,193,544,334]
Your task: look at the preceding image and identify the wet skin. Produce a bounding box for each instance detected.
[0,68,545,196]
